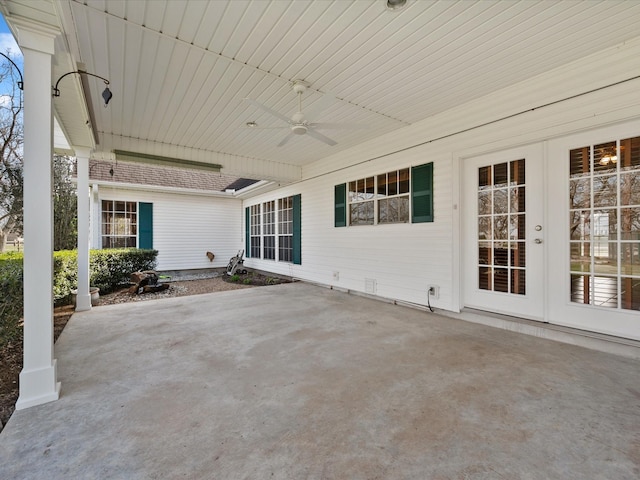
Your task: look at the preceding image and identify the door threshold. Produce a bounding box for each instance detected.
[439,308,640,360]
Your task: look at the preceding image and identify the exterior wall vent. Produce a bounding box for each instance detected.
[365,278,377,295]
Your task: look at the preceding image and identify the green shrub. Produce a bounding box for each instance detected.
[0,248,158,347]
[230,274,240,282]
[51,248,157,299]
[53,250,78,304]
[0,257,23,345]
[242,278,252,285]
[89,249,157,294]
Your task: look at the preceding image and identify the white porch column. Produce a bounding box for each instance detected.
[75,148,92,312]
[14,21,61,410]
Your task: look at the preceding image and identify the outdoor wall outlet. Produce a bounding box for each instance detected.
[428,285,440,299]
[333,271,340,281]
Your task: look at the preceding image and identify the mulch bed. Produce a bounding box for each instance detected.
[0,306,73,430]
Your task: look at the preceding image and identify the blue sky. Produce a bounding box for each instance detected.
[0,14,20,57]
[0,13,23,101]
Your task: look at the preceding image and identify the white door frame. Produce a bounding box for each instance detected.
[461,143,546,321]
[547,120,640,341]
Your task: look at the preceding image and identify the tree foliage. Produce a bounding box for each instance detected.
[0,52,79,252]
[53,155,77,250]
[0,52,23,252]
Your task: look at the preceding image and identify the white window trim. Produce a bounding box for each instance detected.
[250,196,294,263]
[101,199,138,248]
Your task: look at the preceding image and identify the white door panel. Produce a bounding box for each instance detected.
[547,121,640,341]
[463,144,545,320]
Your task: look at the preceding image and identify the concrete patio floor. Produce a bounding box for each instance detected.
[1,282,639,479]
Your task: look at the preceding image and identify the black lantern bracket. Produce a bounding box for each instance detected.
[0,52,24,90]
[53,70,112,106]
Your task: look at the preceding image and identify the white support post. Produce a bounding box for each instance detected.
[75,148,92,311]
[14,21,61,410]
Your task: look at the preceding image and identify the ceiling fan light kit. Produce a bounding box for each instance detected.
[386,0,408,11]
[291,125,308,135]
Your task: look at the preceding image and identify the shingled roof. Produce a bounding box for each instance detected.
[85,160,258,192]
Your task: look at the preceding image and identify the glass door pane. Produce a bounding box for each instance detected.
[477,159,526,295]
[569,135,640,311]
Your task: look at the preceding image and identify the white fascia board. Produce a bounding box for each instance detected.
[73,179,238,199]
[71,177,272,198]
[233,180,278,198]
[72,179,274,198]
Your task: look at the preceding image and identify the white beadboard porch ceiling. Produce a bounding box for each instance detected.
[6,0,640,183]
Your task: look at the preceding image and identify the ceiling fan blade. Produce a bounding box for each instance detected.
[310,123,368,130]
[305,93,336,122]
[244,98,291,124]
[242,126,289,129]
[306,129,337,146]
[277,132,296,147]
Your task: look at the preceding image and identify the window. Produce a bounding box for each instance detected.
[263,201,276,260]
[569,135,640,310]
[101,200,137,248]
[349,177,375,225]
[250,204,261,258]
[278,197,293,262]
[378,168,410,224]
[335,163,433,227]
[246,195,301,264]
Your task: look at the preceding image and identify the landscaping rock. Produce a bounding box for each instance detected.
[128,271,160,294]
[141,283,170,294]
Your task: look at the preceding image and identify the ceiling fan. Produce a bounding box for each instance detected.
[244,81,362,147]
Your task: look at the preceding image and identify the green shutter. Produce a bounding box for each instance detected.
[411,163,434,223]
[293,194,301,265]
[245,207,250,258]
[334,183,346,227]
[138,202,153,249]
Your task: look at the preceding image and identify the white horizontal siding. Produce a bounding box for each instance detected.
[242,36,640,313]
[95,187,242,271]
[244,150,454,310]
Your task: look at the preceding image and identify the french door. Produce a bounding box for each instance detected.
[463,144,545,320]
[547,122,640,340]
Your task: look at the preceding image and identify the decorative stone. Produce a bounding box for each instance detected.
[130,271,147,284]
[142,283,170,294]
[129,270,163,294]
[142,271,159,286]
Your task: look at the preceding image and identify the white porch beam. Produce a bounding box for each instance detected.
[14,20,61,410]
[75,148,91,312]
